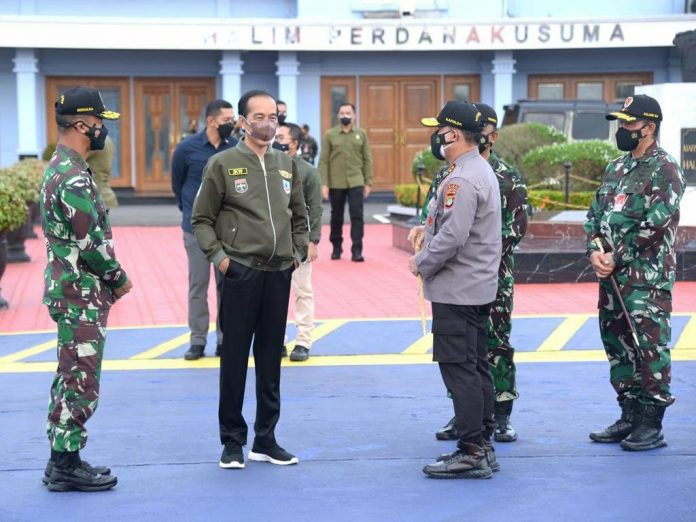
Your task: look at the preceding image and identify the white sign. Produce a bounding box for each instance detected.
[0,16,694,51]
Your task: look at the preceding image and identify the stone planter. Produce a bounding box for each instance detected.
[7,208,31,263]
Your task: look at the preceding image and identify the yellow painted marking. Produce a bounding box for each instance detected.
[675,314,696,350]
[536,316,588,352]
[284,319,347,353]
[2,349,696,374]
[130,331,194,360]
[402,333,433,355]
[0,339,55,364]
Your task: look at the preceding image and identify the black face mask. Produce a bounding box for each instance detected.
[430,130,453,161]
[84,123,108,151]
[217,122,234,140]
[278,113,287,125]
[340,116,352,126]
[272,141,290,152]
[478,132,492,154]
[615,125,648,152]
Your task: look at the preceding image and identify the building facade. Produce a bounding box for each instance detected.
[0,0,694,193]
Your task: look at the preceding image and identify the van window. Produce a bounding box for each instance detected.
[523,112,566,133]
[572,112,609,140]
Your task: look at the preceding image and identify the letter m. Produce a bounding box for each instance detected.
[583,25,599,43]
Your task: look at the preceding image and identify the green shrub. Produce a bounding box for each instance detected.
[0,169,30,232]
[527,189,595,211]
[5,158,46,203]
[411,148,445,184]
[495,123,566,169]
[395,183,428,207]
[521,140,619,192]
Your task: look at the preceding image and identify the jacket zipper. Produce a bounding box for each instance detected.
[260,158,277,261]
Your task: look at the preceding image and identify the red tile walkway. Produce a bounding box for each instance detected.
[2,223,695,333]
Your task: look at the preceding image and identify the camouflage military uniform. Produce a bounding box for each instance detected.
[584,142,685,407]
[41,144,128,452]
[422,153,528,402]
[486,151,528,402]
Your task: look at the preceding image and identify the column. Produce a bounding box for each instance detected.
[219,51,244,107]
[13,48,39,159]
[276,51,300,122]
[491,50,516,123]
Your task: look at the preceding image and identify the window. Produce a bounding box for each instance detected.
[572,112,609,141]
[529,73,653,103]
[524,112,566,132]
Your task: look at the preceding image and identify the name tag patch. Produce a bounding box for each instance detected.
[228,168,248,176]
[234,178,248,193]
[444,183,459,209]
[613,193,627,211]
[279,170,292,179]
[283,179,291,194]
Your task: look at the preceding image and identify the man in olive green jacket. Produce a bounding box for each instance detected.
[319,102,372,262]
[86,135,118,210]
[192,90,308,470]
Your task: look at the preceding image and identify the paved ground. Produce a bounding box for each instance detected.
[1,223,695,521]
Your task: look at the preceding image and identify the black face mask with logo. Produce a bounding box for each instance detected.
[615,124,648,152]
[478,132,492,154]
[430,129,454,161]
[85,123,108,151]
[272,141,290,152]
[217,122,234,140]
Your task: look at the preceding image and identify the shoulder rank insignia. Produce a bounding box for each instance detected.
[228,168,247,176]
[278,170,293,179]
[447,163,456,174]
[444,183,459,208]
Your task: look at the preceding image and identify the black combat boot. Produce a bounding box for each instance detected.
[435,416,458,441]
[423,442,492,479]
[46,451,117,492]
[494,401,517,442]
[589,398,637,443]
[620,404,667,451]
[43,449,111,485]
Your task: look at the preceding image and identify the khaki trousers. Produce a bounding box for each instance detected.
[291,261,315,348]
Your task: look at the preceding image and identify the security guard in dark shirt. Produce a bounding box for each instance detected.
[192,90,308,470]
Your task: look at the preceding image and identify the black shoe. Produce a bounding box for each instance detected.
[423,443,492,479]
[184,345,205,361]
[219,441,245,469]
[351,254,365,262]
[620,404,668,451]
[215,344,222,357]
[494,401,517,442]
[590,398,637,443]
[289,345,309,362]
[46,452,117,492]
[43,453,111,485]
[331,250,342,260]
[248,444,298,466]
[435,416,458,441]
[281,345,288,358]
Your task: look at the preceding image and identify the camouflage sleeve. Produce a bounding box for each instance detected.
[583,172,607,257]
[501,174,528,254]
[61,176,127,289]
[612,163,685,268]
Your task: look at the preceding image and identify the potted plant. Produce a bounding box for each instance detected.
[5,159,44,263]
[0,169,30,307]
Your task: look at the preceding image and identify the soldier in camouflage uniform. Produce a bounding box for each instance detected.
[584,95,684,451]
[41,87,133,491]
[416,104,529,444]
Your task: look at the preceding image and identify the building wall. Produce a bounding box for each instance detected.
[0,48,18,166]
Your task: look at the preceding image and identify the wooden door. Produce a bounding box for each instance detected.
[134,78,215,193]
[45,77,132,187]
[444,75,481,103]
[359,76,440,190]
[320,77,357,136]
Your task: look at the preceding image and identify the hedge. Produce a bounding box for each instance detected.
[494,122,566,170]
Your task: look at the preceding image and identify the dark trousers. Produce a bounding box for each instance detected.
[218,263,293,448]
[433,302,495,445]
[329,187,364,256]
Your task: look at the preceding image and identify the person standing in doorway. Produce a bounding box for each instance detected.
[172,99,237,360]
[319,102,372,262]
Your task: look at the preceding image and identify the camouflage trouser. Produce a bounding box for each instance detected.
[487,252,518,402]
[46,305,109,452]
[598,283,674,407]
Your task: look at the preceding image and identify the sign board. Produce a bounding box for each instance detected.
[682,128,696,185]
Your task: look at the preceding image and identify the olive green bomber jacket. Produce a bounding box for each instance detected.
[192,139,309,271]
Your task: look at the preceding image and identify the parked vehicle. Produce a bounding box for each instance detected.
[502,99,622,142]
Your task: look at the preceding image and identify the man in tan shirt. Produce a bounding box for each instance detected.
[319,102,372,262]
